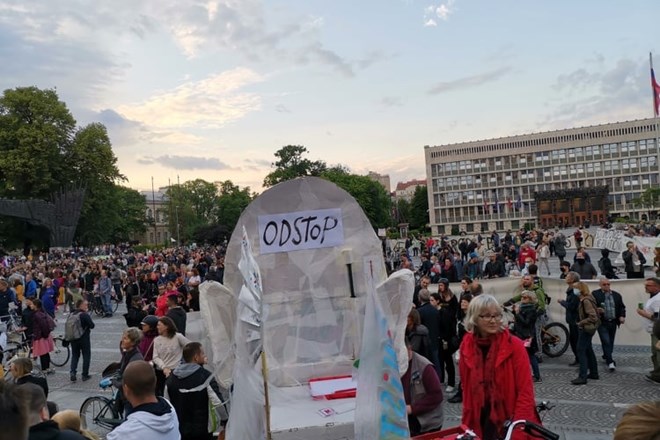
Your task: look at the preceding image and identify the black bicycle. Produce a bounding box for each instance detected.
[89,292,120,316]
[80,367,123,438]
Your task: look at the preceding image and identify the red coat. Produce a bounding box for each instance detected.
[459,329,541,440]
[517,248,537,267]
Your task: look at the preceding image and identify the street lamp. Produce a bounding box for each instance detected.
[175,205,181,246]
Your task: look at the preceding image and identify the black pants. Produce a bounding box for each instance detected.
[70,335,91,377]
[438,343,456,387]
[568,322,579,359]
[40,353,51,370]
[155,368,166,397]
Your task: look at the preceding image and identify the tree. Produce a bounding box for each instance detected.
[631,187,660,220]
[215,180,254,233]
[0,87,132,247]
[321,168,392,228]
[394,198,411,224]
[263,145,327,187]
[409,185,429,231]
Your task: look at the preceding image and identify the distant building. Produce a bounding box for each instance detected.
[425,118,660,235]
[394,179,427,201]
[367,171,391,194]
[134,189,171,245]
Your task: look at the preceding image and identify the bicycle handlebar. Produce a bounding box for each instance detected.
[502,420,559,440]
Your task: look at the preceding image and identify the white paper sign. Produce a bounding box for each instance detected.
[258,208,344,254]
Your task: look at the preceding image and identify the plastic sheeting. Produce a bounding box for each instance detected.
[199,177,414,440]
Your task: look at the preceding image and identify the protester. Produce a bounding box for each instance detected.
[571,282,600,385]
[447,292,472,404]
[591,277,625,372]
[167,342,226,440]
[637,277,660,384]
[406,309,430,359]
[613,401,660,440]
[0,381,29,440]
[559,271,581,366]
[622,241,646,279]
[23,383,86,440]
[67,299,95,382]
[512,290,541,382]
[152,316,191,397]
[31,298,55,374]
[459,294,540,439]
[401,339,444,436]
[138,315,159,362]
[107,361,180,440]
[113,327,144,415]
[165,294,186,336]
[51,410,100,440]
[11,357,49,398]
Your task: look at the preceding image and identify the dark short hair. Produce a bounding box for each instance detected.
[123,361,156,399]
[528,264,538,275]
[182,342,203,363]
[75,299,86,308]
[0,382,29,440]
[158,316,177,337]
[32,298,43,310]
[20,382,46,416]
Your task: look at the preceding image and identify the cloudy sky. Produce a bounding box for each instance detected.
[1,0,658,192]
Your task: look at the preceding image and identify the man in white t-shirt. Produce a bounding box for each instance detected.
[637,277,660,384]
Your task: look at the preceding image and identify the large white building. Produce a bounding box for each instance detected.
[425,118,660,235]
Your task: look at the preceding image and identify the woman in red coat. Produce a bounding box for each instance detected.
[459,294,541,440]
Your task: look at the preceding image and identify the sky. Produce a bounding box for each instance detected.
[1,0,659,193]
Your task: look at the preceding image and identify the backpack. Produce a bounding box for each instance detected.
[64,311,85,341]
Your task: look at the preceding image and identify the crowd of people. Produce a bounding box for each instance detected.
[0,245,229,440]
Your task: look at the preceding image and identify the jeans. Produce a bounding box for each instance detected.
[597,320,617,364]
[527,347,540,379]
[102,292,113,315]
[568,322,579,359]
[70,334,91,377]
[428,347,441,379]
[577,329,598,379]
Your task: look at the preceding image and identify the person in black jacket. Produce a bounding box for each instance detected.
[11,357,49,398]
[416,289,440,377]
[23,382,86,440]
[622,241,646,279]
[558,271,581,366]
[598,249,618,279]
[68,300,95,382]
[165,295,186,336]
[167,342,226,440]
[591,277,626,371]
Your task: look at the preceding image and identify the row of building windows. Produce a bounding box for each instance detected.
[432,156,657,191]
[433,174,658,207]
[431,139,657,177]
[428,122,659,158]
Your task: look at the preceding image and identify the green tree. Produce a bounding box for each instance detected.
[215,180,254,233]
[263,145,327,187]
[409,185,429,231]
[394,198,411,224]
[0,87,132,247]
[321,168,392,228]
[109,186,148,242]
[631,187,660,220]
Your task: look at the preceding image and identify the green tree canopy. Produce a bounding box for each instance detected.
[409,185,429,231]
[215,180,254,233]
[321,168,392,228]
[0,86,142,248]
[263,145,328,187]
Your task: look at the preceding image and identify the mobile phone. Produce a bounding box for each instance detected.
[638,303,644,310]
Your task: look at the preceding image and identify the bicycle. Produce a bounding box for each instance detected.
[80,372,123,438]
[501,305,569,359]
[414,401,559,440]
[50,334,70,367]
[88,292,120,316]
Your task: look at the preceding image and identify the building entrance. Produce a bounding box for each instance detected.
[534,186,609,229]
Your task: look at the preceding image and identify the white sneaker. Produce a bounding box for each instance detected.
[608,362,616,372]
[446,386,455,393]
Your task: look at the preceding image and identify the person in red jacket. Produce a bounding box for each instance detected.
[517,242,537,270]
[459,294,541,440]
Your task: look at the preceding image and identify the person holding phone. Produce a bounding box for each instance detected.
[637,278,660,384]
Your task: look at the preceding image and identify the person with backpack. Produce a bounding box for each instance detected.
[66,299,95,382]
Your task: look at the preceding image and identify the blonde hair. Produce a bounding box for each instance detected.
[464,294,506,334]
[613,401,660,440]
[521,290,538,304]
[52,410,101,440]
[575,282,590,297]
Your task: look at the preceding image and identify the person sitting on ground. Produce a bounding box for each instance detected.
[51,409,100,440]
[107,361,180,440]
[23,383,86,440]
[401,338,444,436]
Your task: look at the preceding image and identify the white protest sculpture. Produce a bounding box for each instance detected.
[199,176,413,440]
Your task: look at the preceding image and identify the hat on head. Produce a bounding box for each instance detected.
[141,315,159,328]
[469,252,478,259]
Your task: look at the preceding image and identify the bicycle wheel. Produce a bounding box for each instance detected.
[93,297,104,316]
[112,297,120,313]
[50,337,70,367]
[542,322,570,358]
[80,396,120,438]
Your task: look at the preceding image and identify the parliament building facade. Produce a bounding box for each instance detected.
[424,118,660,235]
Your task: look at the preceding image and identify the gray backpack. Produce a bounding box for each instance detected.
[64,311,85,341]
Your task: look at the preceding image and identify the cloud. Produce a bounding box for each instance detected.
[117,68,263,129]
[275,104,291,113]
[541,57,650,129]
[381,96,404,107]
[428,66,512,95]
[423,0,457,25]
[138,155,231,170]
[242,158,271,171]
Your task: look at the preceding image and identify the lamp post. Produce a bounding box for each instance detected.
[175,205,181,246]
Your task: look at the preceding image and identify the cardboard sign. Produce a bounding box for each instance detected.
[258,209,344,254]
